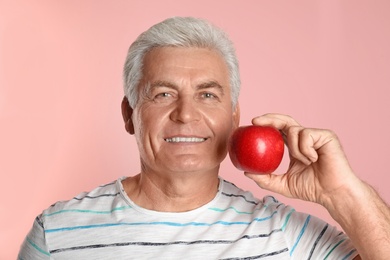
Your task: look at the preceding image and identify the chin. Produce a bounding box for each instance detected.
[166,158,220,174]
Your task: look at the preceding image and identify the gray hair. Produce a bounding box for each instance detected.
[123,16,241,108]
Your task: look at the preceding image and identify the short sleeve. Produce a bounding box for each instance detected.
[18,215,51,260]
[279,205,359,259]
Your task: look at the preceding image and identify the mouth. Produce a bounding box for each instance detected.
[164,137,207,143]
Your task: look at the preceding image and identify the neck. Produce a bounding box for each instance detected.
[122,169,220,212]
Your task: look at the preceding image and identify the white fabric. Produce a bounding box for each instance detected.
[18,177,358,259]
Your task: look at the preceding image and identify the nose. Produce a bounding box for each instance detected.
[170,96,201,124]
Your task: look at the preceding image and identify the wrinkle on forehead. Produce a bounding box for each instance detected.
[137,46,232,105]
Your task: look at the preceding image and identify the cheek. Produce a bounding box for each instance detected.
[207,107,235,131]
[205,109,236,151]
[133,106,168,146]
[132,108,152,150]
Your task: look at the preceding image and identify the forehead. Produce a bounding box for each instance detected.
[141,47,230,86]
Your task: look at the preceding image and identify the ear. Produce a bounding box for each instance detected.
[232,102,240,129]
[121,96,135,135]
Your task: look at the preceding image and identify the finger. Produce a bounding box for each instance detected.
[252,114,301,135]
[300,128,340,158]
[287,126,313,165]
[298,129,320,163]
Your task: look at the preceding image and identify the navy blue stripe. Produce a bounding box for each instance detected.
[307,224,328,260]
[50,228,283,254]
[73,192,120,200]
[221,192,258,205]
[35,216,44,229]
[266,196,279,203]
[223,179,239,188]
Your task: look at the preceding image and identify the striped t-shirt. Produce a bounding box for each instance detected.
[19,177,358,259]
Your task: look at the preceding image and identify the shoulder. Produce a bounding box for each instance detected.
[39,178,125,228]
[219,178,293,220]
[220,178,284,206]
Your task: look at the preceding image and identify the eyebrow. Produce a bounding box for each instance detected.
[149,80,177,90]
[197,81,225,96]
[147,80,225,96]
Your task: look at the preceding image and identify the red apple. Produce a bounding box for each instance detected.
[228,125,284,174]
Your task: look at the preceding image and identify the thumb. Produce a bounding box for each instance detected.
[244,172,291,198]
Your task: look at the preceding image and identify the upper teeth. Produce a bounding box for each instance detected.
[165,137,206,143]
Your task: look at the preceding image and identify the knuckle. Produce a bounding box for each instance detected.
[287,125,303,136]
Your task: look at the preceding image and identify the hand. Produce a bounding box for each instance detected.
[245,113,360,206]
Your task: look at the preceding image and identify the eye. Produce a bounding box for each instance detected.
[201,92,217,99]
[155,92,172,98]
[152,91,175,103]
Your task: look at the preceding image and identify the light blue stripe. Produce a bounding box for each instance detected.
[342,249,357,260]
[290,215,311,256]
[43,205,132,217]
[281,209,295,231]
[27,237,50,256]
[324,239,346,260]
[45,210,278,233]
[208,206,262,214]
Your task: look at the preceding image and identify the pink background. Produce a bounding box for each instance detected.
[1,1,390,259]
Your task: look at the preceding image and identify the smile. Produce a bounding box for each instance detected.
[164,137,207,143]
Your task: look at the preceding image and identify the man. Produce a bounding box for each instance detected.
[19,17,389,259]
